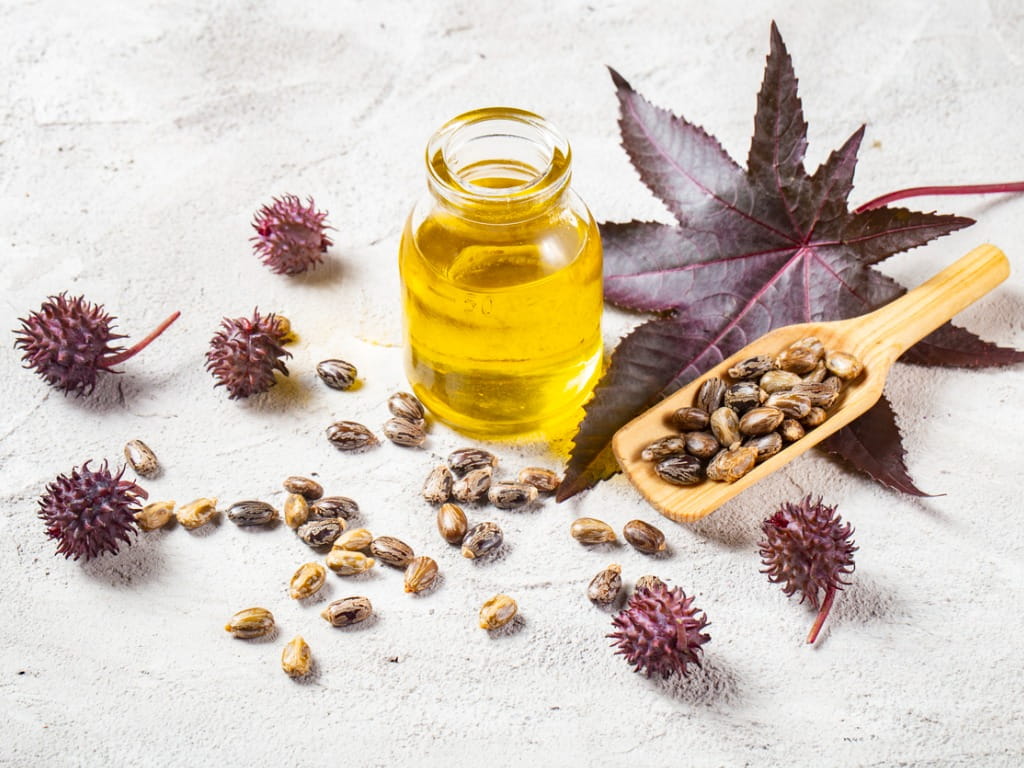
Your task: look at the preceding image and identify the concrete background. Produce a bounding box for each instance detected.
[1,1,1022,766]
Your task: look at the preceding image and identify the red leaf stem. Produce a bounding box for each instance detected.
[855,182,1024,213]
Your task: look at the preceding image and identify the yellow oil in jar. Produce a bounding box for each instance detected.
[399,136,603,436]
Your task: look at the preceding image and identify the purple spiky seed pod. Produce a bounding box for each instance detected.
[205,309,292,399]
[38,461,147,561]
[13,293,181,396]
[759,495,857,644]
[608,583,710,678]
[250,194,333,275]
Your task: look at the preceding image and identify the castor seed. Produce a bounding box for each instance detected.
[654,454,703,486]
[316,359,357,390]
[587,564,622,605]
[640,435,689,463]
[570,517,617,545]
[387,391,426,424]
[283,476,323,500]
[623,520,666,554]
[124,439,159,477]
[669,406,709,432]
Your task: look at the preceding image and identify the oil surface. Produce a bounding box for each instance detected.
[399,182,603,436]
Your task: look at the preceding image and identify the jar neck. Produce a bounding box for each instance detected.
[425,108,573,223]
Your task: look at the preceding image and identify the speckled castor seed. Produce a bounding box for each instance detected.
[654,454,703,486]
[387,391,426,424]
[634,575,666,593]
[297,518,346,548]
[461,522,503,560]
[452,467,492,503]
[790,381,840,409]
[326,421,379,452]
[765,392,812,419]
[738,406,785,437]
[746,431,783,463]
[283,476,323,500]
[383,417,426,448]
[710,407,741,448]
[696,377,726,413]
[759,369,802,394]
[123,439,159,477]
[227,500,278,527]
[422,465,453,504]
[727,354,776,381]
[487,481,538,510]
[316,359,357,390]
[369,536,415,568]
[310,496,359,520]
[669,407,709,432]
[776,336,824,373]
[587,564,622,605]
[321,597,372,627]
[623,519,666,554]
[517,467,560,493]
[724,381,766,413]
[706,443,759,483]
[640,435,689,463]
[447,447,498,476]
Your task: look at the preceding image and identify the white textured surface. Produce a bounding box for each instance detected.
[2,2,1023,766]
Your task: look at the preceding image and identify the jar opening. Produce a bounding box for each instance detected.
[427,108,571,213]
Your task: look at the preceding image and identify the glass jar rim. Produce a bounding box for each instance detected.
[425,107,572,208]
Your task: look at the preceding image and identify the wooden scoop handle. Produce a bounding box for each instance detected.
[848,244,1009,367]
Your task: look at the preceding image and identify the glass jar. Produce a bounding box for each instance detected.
[399,107,603,437]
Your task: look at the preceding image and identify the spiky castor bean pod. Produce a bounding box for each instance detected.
[608,583,710,678]
[250,194,333,275]
[205,309,292,399]
[13,293,181,396]
[38,461,147,561]
[759,495,857,644]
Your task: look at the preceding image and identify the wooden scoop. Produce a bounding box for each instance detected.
[611,243,1010,523]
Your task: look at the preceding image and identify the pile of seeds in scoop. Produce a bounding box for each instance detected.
[642,336,864,486]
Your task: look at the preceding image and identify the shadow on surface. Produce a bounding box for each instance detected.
[688,503,761,550]
[653,655,741,707]
[288,254,345,289]
[79,530,167,586]
[243,374,314,411]
[809,571,904,646]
